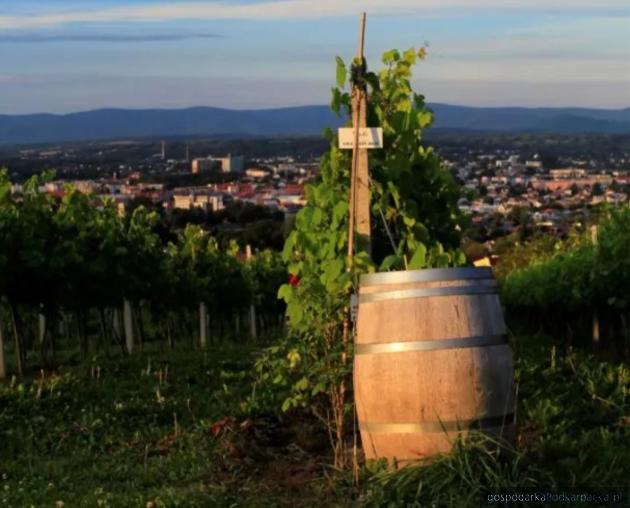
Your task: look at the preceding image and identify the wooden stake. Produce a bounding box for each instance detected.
[345,11,370,478]
[350,93,371,254]
[358,12,366,57]
[347,12,371,260]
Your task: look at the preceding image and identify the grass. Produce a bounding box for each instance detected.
[0,344,297,507]
[1,336,629,507]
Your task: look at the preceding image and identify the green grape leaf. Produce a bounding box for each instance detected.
[277,284,293,302]
[408,244,427,270]
[335,56,347,88]
[419,111,433,128]
[380,254,403,271]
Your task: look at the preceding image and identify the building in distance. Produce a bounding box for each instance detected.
[214,155,245,173]
[191,155,245,174]
[550,168,587,180]
[191,158,216,174]
[172,187,228,212]
[245,168,271,179]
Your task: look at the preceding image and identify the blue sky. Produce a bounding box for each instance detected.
[0,0,629,114]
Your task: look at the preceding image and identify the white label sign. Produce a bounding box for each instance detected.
[338,127,383,149]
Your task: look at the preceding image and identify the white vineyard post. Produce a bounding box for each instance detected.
[199,302,208,348]
[246,245,258,341]
[113,308,121,338]
[0,312,6,379]
[38,310,46,344]
[591,224,600,350]
[123,299,134,354]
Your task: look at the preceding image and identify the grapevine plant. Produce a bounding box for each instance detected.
[256,48,466,467]
[501,206,630,354]
[0,169,287,376]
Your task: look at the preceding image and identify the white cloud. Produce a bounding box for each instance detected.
[0,0,628,29]
[422,16,630,82]
[431,18,628,56]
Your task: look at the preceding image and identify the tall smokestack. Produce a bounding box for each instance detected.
[161,140,166,160]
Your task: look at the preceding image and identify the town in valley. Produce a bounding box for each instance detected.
[1,132,629,257]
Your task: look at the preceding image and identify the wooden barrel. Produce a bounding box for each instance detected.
[354,267,514,464]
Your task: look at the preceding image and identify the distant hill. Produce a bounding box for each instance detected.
[1,104,630,145]
[429,104,630,134]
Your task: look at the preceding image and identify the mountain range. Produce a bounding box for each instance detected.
[1,104,630,145]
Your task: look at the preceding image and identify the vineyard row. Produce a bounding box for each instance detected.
[0,172,287,376]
